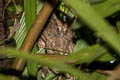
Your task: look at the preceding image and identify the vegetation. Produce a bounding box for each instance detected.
[0,0,120,80]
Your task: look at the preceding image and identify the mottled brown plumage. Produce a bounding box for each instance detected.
[38,13,74,55]
[37,13,74,79]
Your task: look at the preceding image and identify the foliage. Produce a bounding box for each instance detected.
[0,0,120,80]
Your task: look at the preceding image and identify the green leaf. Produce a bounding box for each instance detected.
[91,72,107,80]
[0,73,19,80]
[24,0,38,76]
[85,0,105,4]
[73,40,89,53]
[72,39,116,63]
[0,48,98,80]
[116,21,120,35]
[27,45,38,76]
[24,0,36,30]
[70,44,107,65]
[13,0,44,77]
[37,69,44,80]
[14,0,43,49]
[64,0,120,56]
[93,0,120,17]
[45,72,55,80]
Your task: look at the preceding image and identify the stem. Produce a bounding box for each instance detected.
[12,0,59,71]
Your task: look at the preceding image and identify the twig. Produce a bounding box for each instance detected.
[3,0,12,19]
